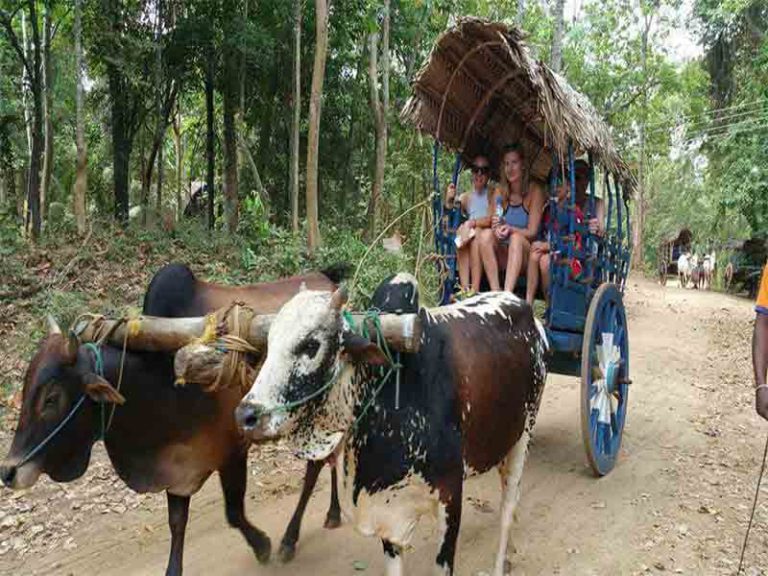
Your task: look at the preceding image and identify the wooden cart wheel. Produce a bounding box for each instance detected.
[580,283,630,476]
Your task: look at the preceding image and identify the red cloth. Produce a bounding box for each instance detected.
[543,203,584,279]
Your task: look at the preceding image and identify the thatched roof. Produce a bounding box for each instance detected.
[401,18,633,185]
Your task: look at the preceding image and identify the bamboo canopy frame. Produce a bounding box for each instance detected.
[400,18,633,184]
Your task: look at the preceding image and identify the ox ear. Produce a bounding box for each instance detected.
[66,333,79,363]
[341,332,388,366]
[83,373,126,405]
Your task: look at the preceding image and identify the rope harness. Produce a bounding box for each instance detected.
[175,302,262,394]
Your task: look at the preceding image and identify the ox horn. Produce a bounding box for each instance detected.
[47,314,62,335]
[329,286,348,311]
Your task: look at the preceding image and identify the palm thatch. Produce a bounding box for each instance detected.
[401,18,633,185]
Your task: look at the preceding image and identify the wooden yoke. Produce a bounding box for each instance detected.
[72,310,422,355]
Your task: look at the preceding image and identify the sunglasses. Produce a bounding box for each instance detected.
[471,165,490,175]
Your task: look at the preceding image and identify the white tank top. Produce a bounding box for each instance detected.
[467,187,488,220]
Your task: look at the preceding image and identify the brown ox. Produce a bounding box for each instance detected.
[0,263,346,575]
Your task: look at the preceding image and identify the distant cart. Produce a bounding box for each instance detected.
[403,18,635,475]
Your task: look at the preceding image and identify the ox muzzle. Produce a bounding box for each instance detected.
[235,399,284,441]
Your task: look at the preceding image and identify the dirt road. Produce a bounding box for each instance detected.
[2,277,767,575]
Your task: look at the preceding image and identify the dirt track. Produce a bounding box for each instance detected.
[2,276,768,575]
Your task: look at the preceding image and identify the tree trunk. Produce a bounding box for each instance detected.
[140,128,148,223]
[74,0,87,235]
[154,0,164,214]
[205,44,215,230]
[111,94,132,224]
[27,0,44,239]
[550,0,565,73]
[289,0,301,232]
[633,13,653,269]
[517,0,525,25]
[366,0,389,238]
[306,0,329,253]
[41,0,53,224]
[173,107,183,221]
[21,12,32,159]
[222,48,239,234]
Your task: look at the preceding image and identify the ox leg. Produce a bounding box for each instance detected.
[382,540,404,576]
[165,493,190,576]
[219,451,272,564]
[493,430,531,576]
[325,465,342,528]
[435,478,463,575]
[278,459,323,563]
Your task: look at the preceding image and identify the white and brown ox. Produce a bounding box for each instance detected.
[235,283,548,576]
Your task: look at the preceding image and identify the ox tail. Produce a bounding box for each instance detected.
[534,318,549,351]
[320,262,353,285]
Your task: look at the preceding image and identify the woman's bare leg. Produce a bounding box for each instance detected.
[526,250,541,305]
[470,236,483,293]
[503,233,531,292]
[540,253,552,303]
[478,229,501,291]
[457,245,471,291]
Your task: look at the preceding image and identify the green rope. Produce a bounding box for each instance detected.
[83,342,107,441]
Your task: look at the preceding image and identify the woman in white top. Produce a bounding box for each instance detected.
[444,155,494,295]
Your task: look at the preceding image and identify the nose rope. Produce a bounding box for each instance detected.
[15,396,88,468]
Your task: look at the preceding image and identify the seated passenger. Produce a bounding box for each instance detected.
[526,169,583,305]
[476,143,545,292]
[444,155,494,295]
[574,159,606,236]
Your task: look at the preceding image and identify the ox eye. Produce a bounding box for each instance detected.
[43,390,60,409]
[296,338,321,360]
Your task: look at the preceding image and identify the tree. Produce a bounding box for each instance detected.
[289,0,301,232]
[221,0,240,234]
[1,1,44,239]
[40,0,53,223]
[550,0,565,73]
[73,0,87,235]
[306,0,329,252]
[367,0,390,237]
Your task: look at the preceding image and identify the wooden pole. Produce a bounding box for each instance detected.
[73,311,422,354]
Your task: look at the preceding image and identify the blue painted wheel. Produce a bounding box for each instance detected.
[580,283,630,476]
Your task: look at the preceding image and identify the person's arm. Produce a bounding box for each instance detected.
[469,195,494,229]
[754,315,768,420]
[754,265,768,420]
[444,183,458,209]
[589,198,606,236]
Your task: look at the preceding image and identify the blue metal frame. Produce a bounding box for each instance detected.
[432,144,464,305]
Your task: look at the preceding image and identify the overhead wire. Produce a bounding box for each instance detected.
[646,105,768,137]
[643,98,768,130]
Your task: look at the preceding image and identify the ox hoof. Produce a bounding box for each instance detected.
[323,513,342,529]
[278,541,296,564]
[254,538,272,564]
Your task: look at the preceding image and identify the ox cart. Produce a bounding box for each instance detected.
[68,20,633,478]
[401,19,634,475]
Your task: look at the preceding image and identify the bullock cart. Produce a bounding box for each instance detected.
[400,18,634,475]
[73,19,633,477]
